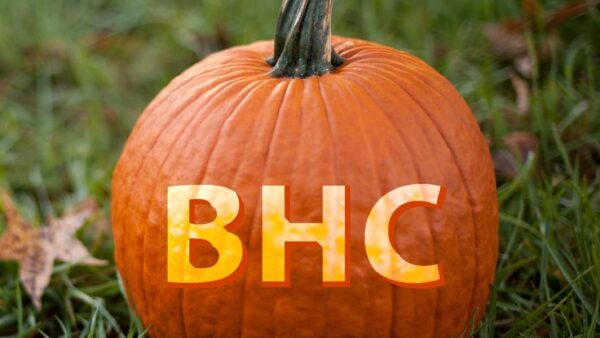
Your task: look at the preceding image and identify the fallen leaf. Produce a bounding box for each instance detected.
[545,0,600,27]
[521,0,543,22]
[483,20,529,61]
[504,131,539,161]
[483,22,560,68]
[493,131,539,178]
[513,55,533,80]
[493,150,520,178]
[483,0,597,67]
[0,190,106,310]
[510,70,531,115]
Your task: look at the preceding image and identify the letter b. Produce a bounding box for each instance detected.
[167,185,245,285]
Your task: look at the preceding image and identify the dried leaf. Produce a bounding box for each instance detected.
[0,189,106,310]
[493,132,539,178]
[484,0,597,63]
[483,21,529,61]
[483,21,561,64]
[521,0,543,21]
[510,70,531,115]
[514,55,533,79]
[545,0,600,28]
[504,131,539,161]
[493,150,520,178]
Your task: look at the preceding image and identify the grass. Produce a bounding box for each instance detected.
[0,0,598,336]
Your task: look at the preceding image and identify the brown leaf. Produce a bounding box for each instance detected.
[504,131,539,161]
[510,70,531,115]
[545,0,600,28]
[521,0,542,21]
[493,132,539,178]
[0,190,30,233]
[483,21,560,64]
[493,150,520,178]
[483,21,529,61]
[514,55,533,79]
[0,189,106,310]
[0,191,35,262]
[19,241,53,311]
[484,0,597,63]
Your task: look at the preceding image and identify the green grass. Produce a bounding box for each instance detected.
[0,0,598,336]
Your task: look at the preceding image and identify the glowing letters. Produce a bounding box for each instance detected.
[262,186,348,286]
[167,185,245,285]
[167,184,445,288]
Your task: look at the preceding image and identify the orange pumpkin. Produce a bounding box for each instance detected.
[112,0,498,336]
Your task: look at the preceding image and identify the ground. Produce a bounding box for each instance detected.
[0,0,599,337]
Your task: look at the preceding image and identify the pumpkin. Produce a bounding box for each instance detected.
[112,0,498,337]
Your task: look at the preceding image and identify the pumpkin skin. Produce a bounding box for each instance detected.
[111,36,498,337]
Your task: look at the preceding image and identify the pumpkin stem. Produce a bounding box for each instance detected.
[267,0,344,78]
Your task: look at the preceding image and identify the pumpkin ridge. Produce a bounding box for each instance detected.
[352,61,490,181]
[120,68,270,201]
[329,74,395,335]
[382,62,479,324]
[236,81,290,336]
[132,64,265,135]
[180,49,270,77]
[191,79,278,187]
[274,80,324,334]
[132,65,230,128]
[319,77,376,335]
[352,82,411,337]
[331,39,430,66]
[334,41,424,63]
[347,73,448,336]
[132,76,268,334]
[209,80,288,336]
[324,74,391,335]
[118,74,268,329]
[372,63,493,325]
[315,77,344,337]
[342,72,468,337]
[393,87,476,336]
[159,79,272,336]
[270,79,326,337]
[114,78,214,321]
[376,69,484,333]
[217,81,287,186]
[315,78,337,173]
[331,37,378,57]
[340,74,439,336]
[182,79,281,337]
[342,62,477,333]
[356,60,478,129]
[301,78,353,334]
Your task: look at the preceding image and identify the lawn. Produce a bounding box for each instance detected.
[0,0,599,336]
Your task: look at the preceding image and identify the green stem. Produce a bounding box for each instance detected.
[267,0,344,78]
